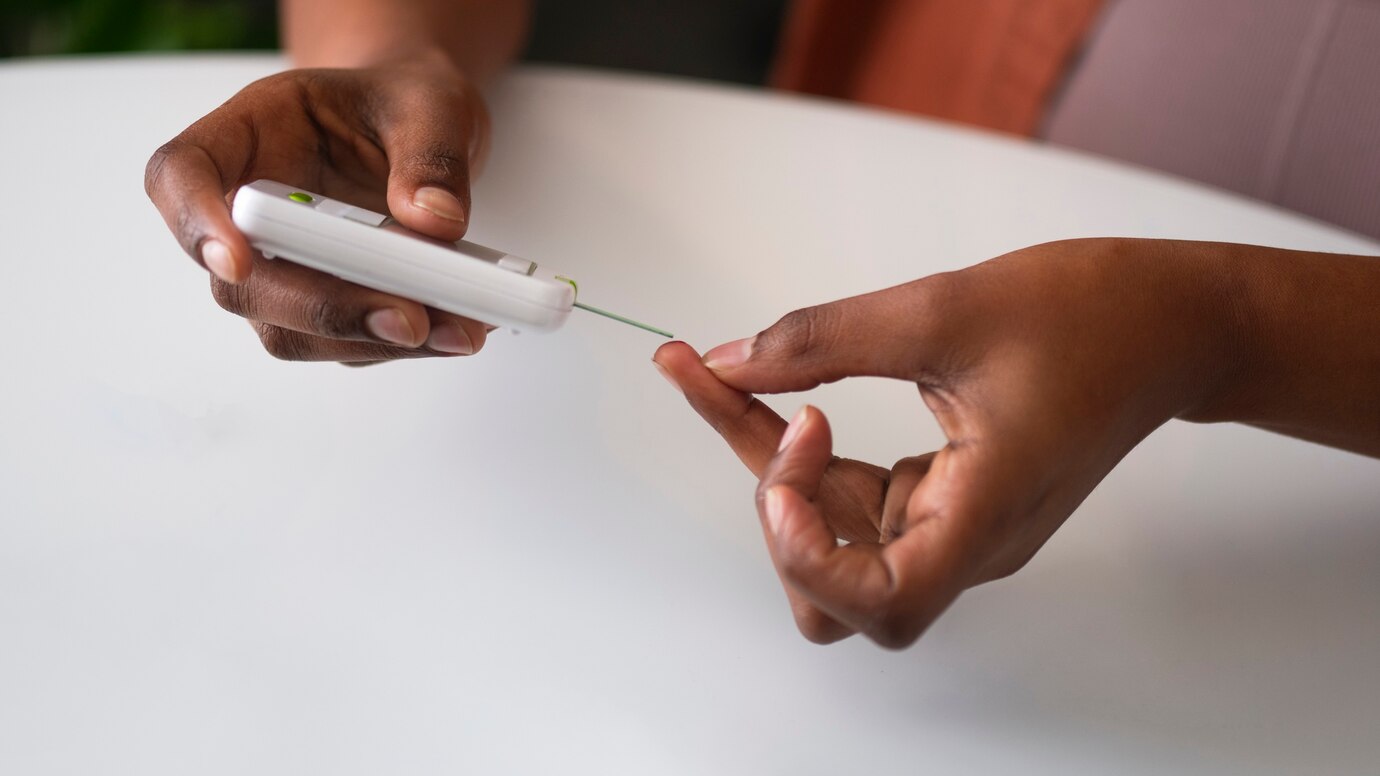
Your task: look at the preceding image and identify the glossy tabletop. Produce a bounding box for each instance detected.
[2,56,1378,774]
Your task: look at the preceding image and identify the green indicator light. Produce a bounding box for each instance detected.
[288,192,313,203]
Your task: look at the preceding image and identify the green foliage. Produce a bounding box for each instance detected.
[1,0,278,58]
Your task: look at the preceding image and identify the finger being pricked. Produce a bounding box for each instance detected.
[653,341,855,644]
[653,341,790,475]
[214,254,489,358]
[762,408,967,650]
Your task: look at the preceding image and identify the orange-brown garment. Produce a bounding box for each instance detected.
[772,0,1106,136]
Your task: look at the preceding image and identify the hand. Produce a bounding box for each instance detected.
[144,55,491,363]
[654,239,1241,648]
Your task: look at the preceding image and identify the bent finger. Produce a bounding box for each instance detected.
[250,322,466,363]
[756,407,861,643]
[653,341,789,477]
[213,256,488,354]
[655,342,853,642]
[145,125,256,284]
[761,485,897,642]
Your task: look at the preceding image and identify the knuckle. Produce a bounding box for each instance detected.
[911,270,954,308]
[256,325,313,362]
[145,139,209,258]
[980,547,1039,584]
[244,70,306,102]
[404,142,469,182]
[795,610,846,645]
[774,545,817,588]
[209,277,251,317]
[754,479,774,511]
[143,141,180,199]
[172,206,203,257]
[868,612,923,651]
[305,296,359,340]
[901,272,958,334]
[759,305,837,362]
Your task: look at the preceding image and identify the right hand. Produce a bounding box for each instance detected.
[144,56,492,363]
[654,238,1245,647]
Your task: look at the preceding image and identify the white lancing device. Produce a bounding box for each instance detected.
[231,179,575,332]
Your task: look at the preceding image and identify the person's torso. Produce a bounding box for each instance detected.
[522,0,1380,241]
[1046,0,1380,240]
[524,0,788,85]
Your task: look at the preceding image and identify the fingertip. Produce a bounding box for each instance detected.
[201,238,251,284]
[703,337,754,372]
[365,307,423,348]
[412,185,467,221]
[777,406,810,452]
[420,310,492,356]
[794,608,856,645]
[464,320,489,353]
[652,340,700,370]
[762,484,788,535]
[801,405,831,443]
[424,320,479,355]
[652,339,691,364]
[660,341,755,415]
[391,186,469,241]
[653,358,683,393]
[776,404,832,459]
[652,342,712,395]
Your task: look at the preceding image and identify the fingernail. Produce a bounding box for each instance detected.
[426,322,474,355]
[365,308,417,347]
[202,240,237,283]
[703,337,753,371]
[763,486,786,535]
[412,186,466,222]
[778,406,810,452]
[653,360,682,392]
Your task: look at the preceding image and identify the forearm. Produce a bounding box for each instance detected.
[1182,242,1380,457]
[282,0,531,83]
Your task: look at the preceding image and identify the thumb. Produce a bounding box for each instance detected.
[381,92,489,241]
[702,282,942,394]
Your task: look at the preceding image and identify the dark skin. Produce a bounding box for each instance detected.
[144,0,529,363]
[655,239,1380,648]
[147,4,1380,650]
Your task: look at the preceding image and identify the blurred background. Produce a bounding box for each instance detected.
[0,0,788,85]
[7,0,1377,242]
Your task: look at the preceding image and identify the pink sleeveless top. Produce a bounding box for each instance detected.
[1045,0,1380,241]
[774,0,1380,241]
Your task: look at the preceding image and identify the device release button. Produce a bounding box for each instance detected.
[340,206,389,227]
[316,199,389,227]
[288,192,313,203]
[497,256,536,275]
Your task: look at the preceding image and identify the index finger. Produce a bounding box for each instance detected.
[653,340,787,476]
[654,341,855,644]
[144,114,256,284]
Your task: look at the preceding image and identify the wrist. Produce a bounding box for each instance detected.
[289,36,464,77]
[360,43,465,77]
[1069,239,1254,428]
[1168,241,1267,425]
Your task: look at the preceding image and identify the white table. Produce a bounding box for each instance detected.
[2,56,1377,775]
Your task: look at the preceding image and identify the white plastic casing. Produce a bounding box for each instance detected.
[231,180,574,332]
